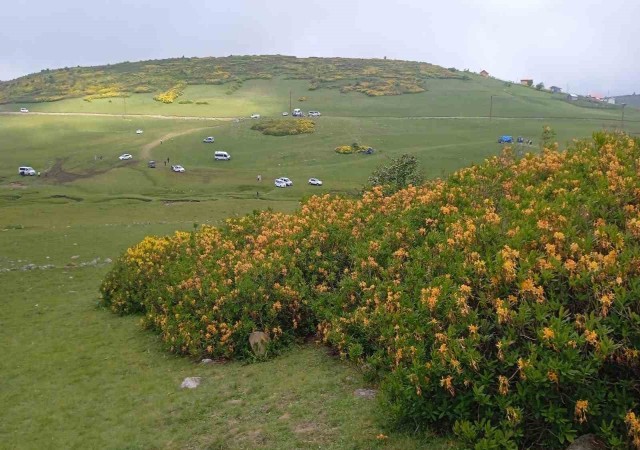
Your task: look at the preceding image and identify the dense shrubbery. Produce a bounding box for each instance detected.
[334,143,372,154]
[251,118,315,136]
[102,132,640,448]
[153,82,186,103]
[0,55,461,104]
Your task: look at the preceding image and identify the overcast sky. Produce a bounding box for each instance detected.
[1,0,638,96]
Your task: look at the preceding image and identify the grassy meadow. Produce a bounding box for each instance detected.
[2,70,640,448]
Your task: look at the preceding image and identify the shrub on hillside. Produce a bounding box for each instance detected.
[367,153,423,193]
[102,132,640,448]
[251,119,315,136]
[334,143,372,154]
[153,82,187,103]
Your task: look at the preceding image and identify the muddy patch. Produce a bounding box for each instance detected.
[44,158,112,183]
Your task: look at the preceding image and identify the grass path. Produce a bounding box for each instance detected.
[140,126,217,159]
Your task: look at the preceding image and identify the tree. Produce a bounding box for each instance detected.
[535,82,545,90]
[368,154,424,194]
[541,125,556,149]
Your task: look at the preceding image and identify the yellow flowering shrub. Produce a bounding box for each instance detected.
[102,131,640,448]
[153,82,187,103]
[251,118,315,136]
[334,143,372,154]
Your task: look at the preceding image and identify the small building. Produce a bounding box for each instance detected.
[604,97,616,105]
[520,79,533,86]
[549,86,562,94]
[567,93,579,101]
[480,70,489,77]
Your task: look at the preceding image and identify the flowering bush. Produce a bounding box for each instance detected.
[102,132,640,448]
[334,143,372,154]
[251,119,315,136]
[153,82,187,103]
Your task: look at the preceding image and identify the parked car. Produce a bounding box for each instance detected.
[364,147,374,154]
[282,112,289,116]
[274,178,287,188]
[308,178,323,186]
[292,108,302,117]
[119,153,133,160]
[250,114,261,119]
[148,160,156,168]
[203,136,215,143]
[19,107,29,113]
[171,165,185,173]
[280,177,293,186]
[308,111,321,117]
[498,135,513,144]
[136,129,144,134]
[214,151,231,161]
[18,166,36,176]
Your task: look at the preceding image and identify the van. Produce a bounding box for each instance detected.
[19,166,36,176]
[214,151,231,161]
[292,108,302,117]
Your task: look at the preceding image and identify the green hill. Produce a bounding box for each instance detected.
[0,55,462,104]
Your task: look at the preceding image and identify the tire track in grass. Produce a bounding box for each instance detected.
[140,125,227,160]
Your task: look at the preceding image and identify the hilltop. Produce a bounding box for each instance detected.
[615,93,640,108]
[0,55,463,104]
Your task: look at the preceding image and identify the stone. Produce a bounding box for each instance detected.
[71,255,80,259]
[201,358,214,364]
[180,377,201,389]
[566,434,606,450]
[249,331,270,356]
[354,388,377,399]
[104,258,112,264]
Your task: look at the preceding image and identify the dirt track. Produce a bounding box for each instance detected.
[0,111,239,121]
[140,127,215,159]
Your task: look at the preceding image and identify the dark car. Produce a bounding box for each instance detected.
[148,160,156,168]
[498,135,513,144]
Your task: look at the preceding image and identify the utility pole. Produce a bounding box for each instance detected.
[123,95,127,116]
[489,95,494,120]
[621,103,626,130]
[289,90,292,114]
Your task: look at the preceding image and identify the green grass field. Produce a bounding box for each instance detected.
[2,72,640,449]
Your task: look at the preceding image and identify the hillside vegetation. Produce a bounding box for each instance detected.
[102,132,640,448]
[0,55,462,104]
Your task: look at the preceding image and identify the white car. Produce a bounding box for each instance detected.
[308,111,321,117]
[250,113,261,119]
[20,107,29,113]
[18,166,36,176]
[282,112,289,116]
[274,178,287,188]
[203,136,215,143]
[308,178,323,186]
[171,165,185,173]
[280,177,293,186]
[119,153,133,160]
[136,129,143,134]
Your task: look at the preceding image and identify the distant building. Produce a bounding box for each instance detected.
[520,79,533,86]
[480,70,489,77]
[588,93,604,101]
[549,86,562,94]
[604,97,616,105]
[567,93,579,101]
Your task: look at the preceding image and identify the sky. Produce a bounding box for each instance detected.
[1,0,638,96]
